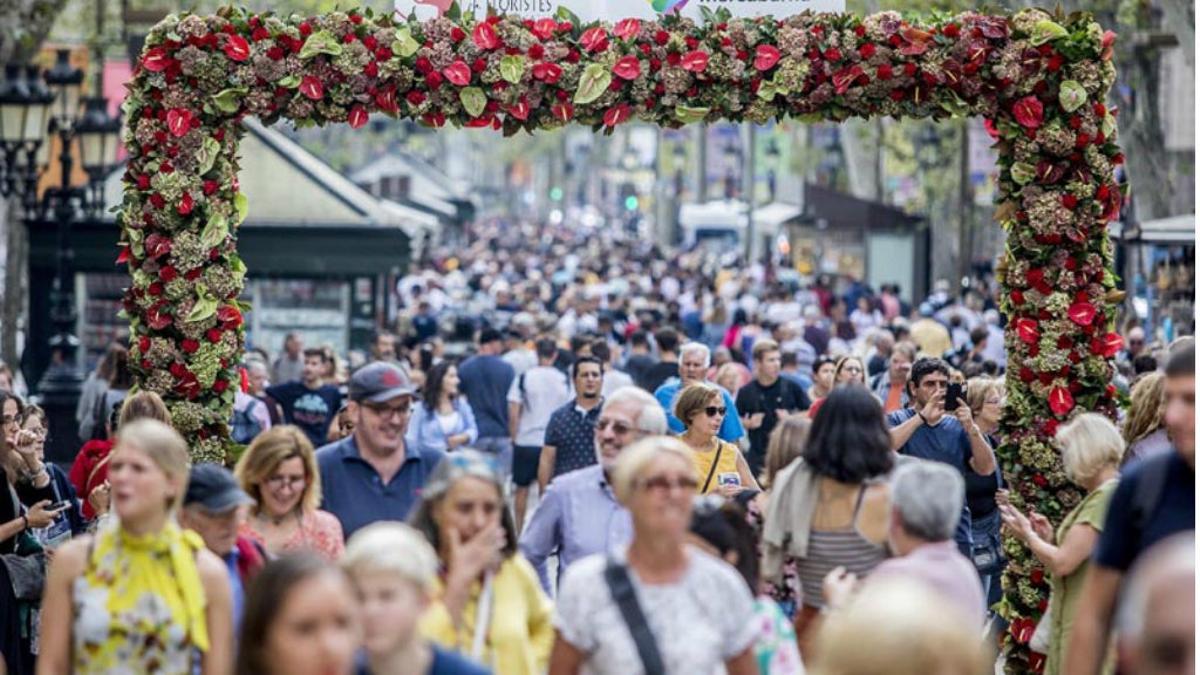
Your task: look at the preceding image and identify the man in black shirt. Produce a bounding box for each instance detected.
[735,339,810,476]
[639,328,680,393]
[623,330,656,387]
[266,348,343,448]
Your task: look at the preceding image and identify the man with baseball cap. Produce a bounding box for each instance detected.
[315,361,445,539]
[179,464,263,633]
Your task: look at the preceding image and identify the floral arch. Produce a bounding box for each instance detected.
[120,5,1124,670]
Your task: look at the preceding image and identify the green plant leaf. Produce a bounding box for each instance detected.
[574,63,611,105]
[234,193,249,224]
[392,27,421,58]
[1010,162,1036,185]
[298,30,344,59]
[197,137,221,175]
[459,87,487,117]
[186,293,219,323]
[1030,20,1068,46]
[212,87,246,114]
[1057,80,1087,113]
[445,1,461,21]
[201,213,228,248]
[556,6,581,30]
[277,74,300,89]
[674,105,710,123]
[500,55,526,84]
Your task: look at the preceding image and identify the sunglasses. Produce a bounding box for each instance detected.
[596,418,634,435]
[703,406,727,418]
[639,474,698,493]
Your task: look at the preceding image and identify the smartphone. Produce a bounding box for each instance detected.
[718,473,741,487]
[945,383,964,410]
[48,500,72,512]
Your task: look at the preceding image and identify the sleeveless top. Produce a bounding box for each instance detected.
[794,484,887,608]
[689,439,743,494]
[72,520,208,674]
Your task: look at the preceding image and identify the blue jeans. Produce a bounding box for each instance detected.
[971,510,1005,613]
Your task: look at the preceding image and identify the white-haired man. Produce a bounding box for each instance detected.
[653,342,746,443]
[519,386,668,592]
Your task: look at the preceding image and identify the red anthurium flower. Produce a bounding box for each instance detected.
[1029,652,1046,673]
[832,66,864,94]
[224,34,251,61]
[182,339,200,354]
[682,50,709,73]
[603,104,632,128]
[347,105,368,129]
[443,60,472,86]
[138,336,151,353]
[1048,387,1075,417]
[1061,194,1078,209]
[166,108,192,137]
[142,47,171,72]
[1010,289,1025,305]
[753,44,781,71]
[614,18,641,40]
[1011,618,1036,644]
[116,247,131,264]
[1012,95,1044,129]
[146,234,172,258]
[1030,568,1045,585]
[217,305,243,327]
[580,27,609,53]
[473,23,501,50]
[1015,318,1039,345]
[176,193,193,216]
[507,97,530,121]
[146,306,173,330]
[531,18,557,40]
[422,112,446,128]
[464,115,494,128]
[1067,301,1097,326]
[613,56,641,80]
[551,102,574,122]
[300,76,324,100]
[1092,332,1124,357]
[206,328,224,343]
[532,62,563,84]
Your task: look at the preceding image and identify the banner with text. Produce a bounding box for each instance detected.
[398,0,846,23]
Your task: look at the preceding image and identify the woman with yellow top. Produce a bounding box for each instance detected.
[38,419,233,675]
[675,383,759,496]
[409,449,553,674]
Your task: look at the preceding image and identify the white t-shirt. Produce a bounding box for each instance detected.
[555,548,758,675]
[507,366,572,447]
[601,369,635,398]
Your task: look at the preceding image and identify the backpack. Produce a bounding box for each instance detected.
[230,400,265,445]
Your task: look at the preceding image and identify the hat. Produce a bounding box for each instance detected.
[185,464,253,513]
[348,361,417,403]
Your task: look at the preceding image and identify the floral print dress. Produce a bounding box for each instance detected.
[72,520,209,674]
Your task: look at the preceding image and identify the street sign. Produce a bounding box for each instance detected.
[399,0,846,22]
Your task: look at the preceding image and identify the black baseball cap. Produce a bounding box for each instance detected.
[184,464,253,513]
[348,361,417,403]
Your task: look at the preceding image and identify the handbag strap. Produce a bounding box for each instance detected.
[604,559,665,675]
[700,444,724,494]
[470,570,494,662]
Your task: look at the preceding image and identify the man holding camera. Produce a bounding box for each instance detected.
[887,357,996,558]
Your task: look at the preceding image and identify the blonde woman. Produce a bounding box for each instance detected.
[1121,372,1170,466]
[964,377,1006,609]
[235,425,344,561]
[999,413,1123,675]
[675,383,759,496]
[38,420,233,675]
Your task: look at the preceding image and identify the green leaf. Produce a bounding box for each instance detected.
[500,55,526,84]
[277,74,300,89]
[201,213,228,248]
[574,63,611,105]
[212,87,246,114]
[556,6,581,30]
[1101,110,1116,137]
[674,105,710,123]
[459,87,487,118]
[1057,80,1087,113]
[186,293,219,323]
[1010,162,1036,185]
[445,1,461,21]
[234,193,249,224]
[392,27,421,58]
[298,30,344,59]
[197,137,221,175]
[757,81,779,101]
[1030,19,1069,46]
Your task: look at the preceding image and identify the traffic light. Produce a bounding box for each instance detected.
[624,195,639,211]
[549,186,563,201]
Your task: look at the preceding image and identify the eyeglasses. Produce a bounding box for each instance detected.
[639,474,698,493]
[1,415,18,425]
[363,402,411,419]
[596,418,634,435]
[703,406,727,418]
[265,475,306,491]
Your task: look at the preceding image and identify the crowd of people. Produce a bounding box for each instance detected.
[0,220,1193,675]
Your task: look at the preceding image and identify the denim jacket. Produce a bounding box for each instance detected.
[405,398,479,453]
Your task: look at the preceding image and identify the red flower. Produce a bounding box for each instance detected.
[347,105,368,129]
[1033,473,1048,487]
[206,328,223,343]
[614,18,641,40]
[182,339,200,354]
[224,34,251,62]
[1019,367,1036,383]
[580,27,609,53]
[942,23,960,38]
[425,71,443,88]
[116,247,131,264]
[148,282,163,297]
[506,97,530,121]
[363,61,378,78]
[176,193,193,216]
[1011,618,1036,644]
[203,179,219,195]
[443,60,471,86]
[1030,567,1046,584]
[136,174,151,190]
[654,30,670,46]
[1042,418,1059,436]
[1091,332,1124,357]
[682,50,709,73]
[1010,289,1025,305]
[876,64,893,80]
[166,108,193,137]
[1048,387,1075,417]
[213,379,230,393]
[858,43,876,59]
[1012,95,1044,129]
[613,56,641,80]
[823,47,842,61]
[753,44,781,71]
[531,18,557,40]
[551,102,574,122]
[142,47,171,72]
[1015,318,1039,345]
[603,104,632,128]
[532,62,563,84]
[1068,301,1097,326]
[473,22,500,50]
[300,76,324,100]
[1061,194,1078,209]
[406,90,426,107]
[149,193,165,210]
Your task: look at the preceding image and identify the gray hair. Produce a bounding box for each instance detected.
[680,342,711,367]
[603,386,668,435]
[407,449,517,557]
[890,461,964,542]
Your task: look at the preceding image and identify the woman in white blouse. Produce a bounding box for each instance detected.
[406,361,478,454]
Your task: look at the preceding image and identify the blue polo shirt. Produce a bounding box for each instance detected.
[654,380,746,442]
[886,408,976,555]
[315,434,446,540]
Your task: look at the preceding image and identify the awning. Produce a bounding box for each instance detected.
[1137,214,1196,243]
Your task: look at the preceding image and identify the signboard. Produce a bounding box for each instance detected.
[399,0,845,22]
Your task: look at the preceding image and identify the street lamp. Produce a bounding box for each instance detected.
[0,48,121,463]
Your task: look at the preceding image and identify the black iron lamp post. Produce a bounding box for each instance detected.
[0,49,121,463]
